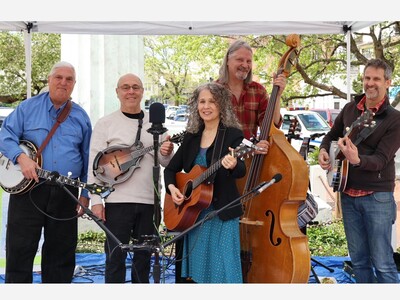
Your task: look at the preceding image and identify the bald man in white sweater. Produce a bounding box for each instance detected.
[87,73,174,283]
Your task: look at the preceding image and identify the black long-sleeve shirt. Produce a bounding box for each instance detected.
[320,94,400,192]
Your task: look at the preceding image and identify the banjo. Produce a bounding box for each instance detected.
[0,140,113,197]
[326,110,375,192]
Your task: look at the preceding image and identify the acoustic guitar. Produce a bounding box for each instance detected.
[163,139,257,231]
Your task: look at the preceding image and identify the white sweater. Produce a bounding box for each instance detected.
[87,110,173,206]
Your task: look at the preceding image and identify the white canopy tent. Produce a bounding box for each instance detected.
[0,21,378,99]
[0,21,376,35]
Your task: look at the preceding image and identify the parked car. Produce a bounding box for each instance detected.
[309,108,340,127]
[165,113,188,136]
[0,107,14,130]
[165,105,179,119]
[279,108,331,152]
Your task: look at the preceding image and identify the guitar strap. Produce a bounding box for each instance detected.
[206,125,226,184]
[35,100,72,159]
[134,118,143,146]
[353,125,378,146]
[353,104,395,146]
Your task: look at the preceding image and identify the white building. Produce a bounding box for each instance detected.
[61,34,144,126]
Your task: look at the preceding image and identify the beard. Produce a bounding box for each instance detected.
[235,69,249,81]
[364,87,379,100]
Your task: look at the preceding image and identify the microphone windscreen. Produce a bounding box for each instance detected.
[149,102,165,124]
[273,173,282,183]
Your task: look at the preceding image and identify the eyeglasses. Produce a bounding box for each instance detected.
[119,85,143,92]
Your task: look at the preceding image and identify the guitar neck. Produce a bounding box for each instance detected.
[37,169,86,189]
[132,144,156,159]
[334,126,358,160]
[131,140,167,159]
[192,158,223,189]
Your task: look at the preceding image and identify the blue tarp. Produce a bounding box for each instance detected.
[0,254,356,284]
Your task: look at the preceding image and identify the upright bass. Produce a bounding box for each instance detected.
[239,34,310,283]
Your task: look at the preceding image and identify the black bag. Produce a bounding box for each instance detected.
[297,192,318,228]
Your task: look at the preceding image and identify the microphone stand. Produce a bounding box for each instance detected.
[52,177,123,249]
[161,178,278,249]
[147,123,167,284]
[118,175,280,283]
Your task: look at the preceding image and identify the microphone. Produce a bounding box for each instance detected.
[149,102,165,124]
[48,171,60,182]
[255,173,282,195]
[147,102,167,135]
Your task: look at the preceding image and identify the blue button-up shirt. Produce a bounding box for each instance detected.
[0,92,92,198]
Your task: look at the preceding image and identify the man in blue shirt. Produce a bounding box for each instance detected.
[0,61,92,283]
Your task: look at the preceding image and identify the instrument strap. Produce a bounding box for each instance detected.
[134,118,143,146]
[353,104,394,146]
[206,125,226,184]
[35,100,72,159]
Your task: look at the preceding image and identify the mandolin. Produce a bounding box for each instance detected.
[92,131,185,186]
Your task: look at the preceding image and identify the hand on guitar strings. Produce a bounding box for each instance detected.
[337,136,361,165]
[167,184,185,206]
[318,148,331,171]
[222,147,238,170]
[17,153,40,183]
[254,140,269,155]
[272,72,287,97]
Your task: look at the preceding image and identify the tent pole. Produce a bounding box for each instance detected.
[24,25,32,99]
[345,25,352,102]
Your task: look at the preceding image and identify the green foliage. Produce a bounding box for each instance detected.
[0,32,60,102]
[77,220,400,258]
[76,231,106,253]
[307,147,320,166]
[144,35,228,105]
[307,220,349,256]
[76,220,349,256]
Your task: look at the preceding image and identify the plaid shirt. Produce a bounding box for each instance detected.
[344,95,385,197]
[217,80,270,140]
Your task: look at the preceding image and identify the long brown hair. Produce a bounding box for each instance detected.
[186,82,241,133]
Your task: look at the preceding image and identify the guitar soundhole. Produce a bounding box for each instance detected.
[183,181,193,199]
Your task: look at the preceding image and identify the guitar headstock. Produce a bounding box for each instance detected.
[345,109,375,139]
[232,138,259,160]
[286,116,300,141]
[170,131,186,145]
[85,183,115,199]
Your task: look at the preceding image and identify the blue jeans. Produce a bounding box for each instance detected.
[341,192,399,283]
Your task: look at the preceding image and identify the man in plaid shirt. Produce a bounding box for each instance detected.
[216,39,286,153]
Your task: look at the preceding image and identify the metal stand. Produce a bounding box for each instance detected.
[291,133,335,283]
[304,227,335,283]
[147,122,168,284]
[52,177,121,248]
[162,178,279,249]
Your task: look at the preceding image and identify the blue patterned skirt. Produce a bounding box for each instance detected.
[181,204,243,283]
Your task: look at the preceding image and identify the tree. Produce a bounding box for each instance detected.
[0,32,61,105]
[144,35,227,106]
[242,22,400,107]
